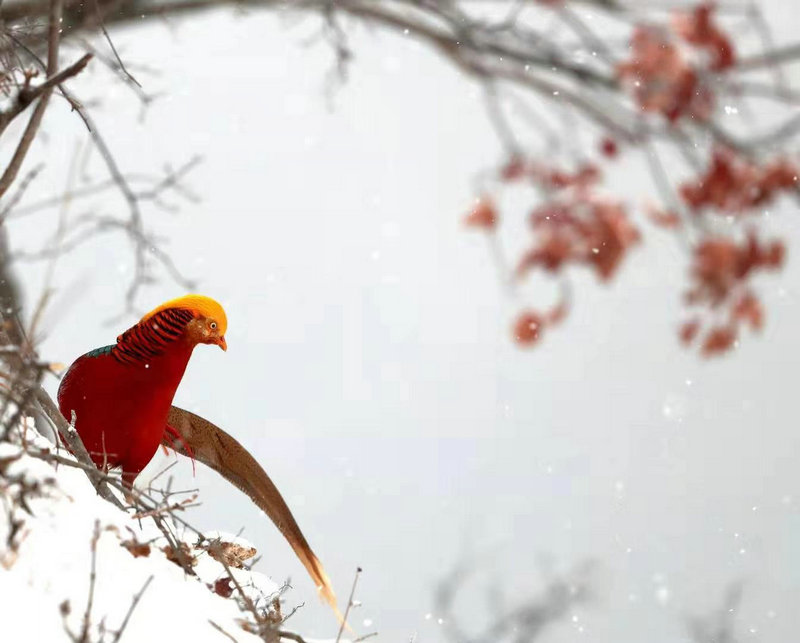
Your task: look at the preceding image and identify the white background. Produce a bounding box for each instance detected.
[8,3,800,640]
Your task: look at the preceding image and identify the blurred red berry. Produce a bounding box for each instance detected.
[680,319,701,345]
[673,3,736,71]
[464,198,498,230]
[600,137,618,158]
[213,577,234,598]
[514,311,545,346]
[500,157,526,181]
[733,292,764,331]
[680,148,798,214]
[646,204,682,228]
[702,326,737,356]
[618,26,712,123]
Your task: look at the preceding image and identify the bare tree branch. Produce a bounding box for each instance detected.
[0,53,92,136]
[0,0,65,199]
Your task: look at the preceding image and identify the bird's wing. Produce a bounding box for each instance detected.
[164,405,342,619]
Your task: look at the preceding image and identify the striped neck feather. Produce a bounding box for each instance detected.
[113,308,195,365]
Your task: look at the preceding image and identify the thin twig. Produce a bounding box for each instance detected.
[209,620,239,642]
[335,567,362,643]
[353,633,378,643]
[111,575,154,643]
[91,0,143,88]
[80,520,101,642]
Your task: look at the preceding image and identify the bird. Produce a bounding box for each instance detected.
[57,294,340,617]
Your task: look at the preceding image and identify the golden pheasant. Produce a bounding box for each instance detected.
[57,294,340,616]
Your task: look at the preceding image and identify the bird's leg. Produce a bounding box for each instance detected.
[164,423,196,476]
[121,470,139,507]
[161,428,177,456]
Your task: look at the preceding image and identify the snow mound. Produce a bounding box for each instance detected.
[1,424,290,642]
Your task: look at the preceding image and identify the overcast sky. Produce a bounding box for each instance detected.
[8,3,800,641]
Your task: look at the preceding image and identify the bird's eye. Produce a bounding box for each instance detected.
[210,321,217,330]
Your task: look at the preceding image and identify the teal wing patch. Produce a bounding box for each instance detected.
[84,345,114,359]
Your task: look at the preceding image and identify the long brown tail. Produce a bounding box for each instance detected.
[164,406,342,620]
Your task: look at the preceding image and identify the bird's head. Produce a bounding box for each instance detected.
[141,294,228,351]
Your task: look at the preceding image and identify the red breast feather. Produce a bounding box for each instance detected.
[58,308,196,483]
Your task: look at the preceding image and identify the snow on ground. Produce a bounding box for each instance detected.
[0,422,290,642]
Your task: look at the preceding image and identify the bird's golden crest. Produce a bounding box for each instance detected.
[141,294,228,335]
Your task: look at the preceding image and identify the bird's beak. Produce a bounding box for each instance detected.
[216,336,227,352]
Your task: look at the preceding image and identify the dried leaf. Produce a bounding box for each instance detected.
[204,539,257,570]
[122,540,152,558]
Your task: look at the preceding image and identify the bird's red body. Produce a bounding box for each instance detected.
[58,335,193,483]
[57,298,227,485]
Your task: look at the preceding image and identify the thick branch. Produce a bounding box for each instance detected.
[0,0,65,199]
[0,53,92,137]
